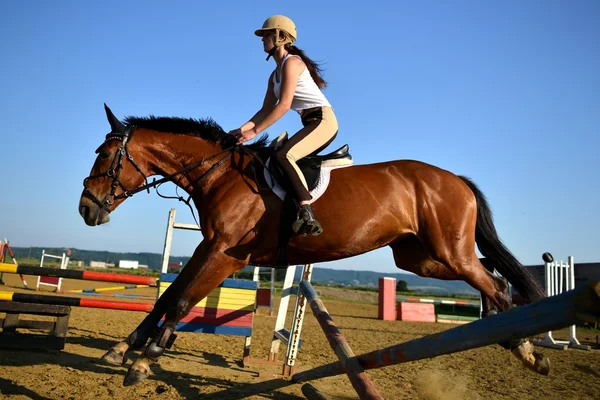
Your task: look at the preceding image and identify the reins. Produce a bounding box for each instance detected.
[83,128,275,228]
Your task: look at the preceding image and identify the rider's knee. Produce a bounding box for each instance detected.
[275,149,294,165]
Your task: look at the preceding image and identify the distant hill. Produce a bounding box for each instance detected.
[7,246,479,296]
[303,267,479,296]
[8,246,189,271]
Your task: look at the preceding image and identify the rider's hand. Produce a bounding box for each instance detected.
[235,129,258,144]
[228,128,242,137]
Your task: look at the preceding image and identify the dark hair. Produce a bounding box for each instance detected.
[285,44,327,89]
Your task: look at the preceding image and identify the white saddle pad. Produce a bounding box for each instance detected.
[263,158,350,205]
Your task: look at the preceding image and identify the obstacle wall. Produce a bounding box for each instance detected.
[377,277,396,321]
[158,273,256,336]
[378,277,480,323]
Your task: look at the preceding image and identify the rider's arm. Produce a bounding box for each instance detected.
[240,72,278,132]
[251,57,303,135]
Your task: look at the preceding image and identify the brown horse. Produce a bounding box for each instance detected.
[79,104,549,386]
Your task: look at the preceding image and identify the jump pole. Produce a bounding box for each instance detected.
[0,263,158,286]
[0,291,154,312]
[58,291,156,301]
[299,280,383,400]
[64,284,151,293]
[396,297,480,307]
[293,280,600,383]
[301,383,333,400]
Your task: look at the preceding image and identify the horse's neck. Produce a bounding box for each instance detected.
[141,131,225,195]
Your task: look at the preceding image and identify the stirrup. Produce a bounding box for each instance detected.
[292,204,323,236]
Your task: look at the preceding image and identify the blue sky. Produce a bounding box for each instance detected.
[0,1,598,274]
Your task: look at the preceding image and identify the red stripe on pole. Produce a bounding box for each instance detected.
[79,298,154,312]
[81,271,157,286]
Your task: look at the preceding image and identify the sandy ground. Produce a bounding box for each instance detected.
[1,273,599,400]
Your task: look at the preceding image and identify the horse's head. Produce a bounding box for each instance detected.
[78,104,150,226]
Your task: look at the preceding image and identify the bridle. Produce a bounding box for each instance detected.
[82,126,237,224]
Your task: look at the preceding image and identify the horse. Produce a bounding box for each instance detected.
[79,104,549,386]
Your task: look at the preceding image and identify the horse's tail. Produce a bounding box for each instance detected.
[458,175,546,304]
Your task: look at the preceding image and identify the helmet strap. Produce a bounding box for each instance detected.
[266,46,278,61]
[266,28,281,61]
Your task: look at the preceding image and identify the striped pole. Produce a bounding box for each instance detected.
[396,296,480,307]
[0,291,153,312]
[66,284,150,293]
[293,280,600,383]
[61,291,156,300]
[0,263,158,286]
[301,383,332,400]
[299,281,383,400]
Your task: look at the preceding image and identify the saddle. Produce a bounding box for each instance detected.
[266,131,353,197]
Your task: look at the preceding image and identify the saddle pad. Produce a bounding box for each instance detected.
[263,158,349,204]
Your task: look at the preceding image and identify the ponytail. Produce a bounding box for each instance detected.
[286,44,327,89]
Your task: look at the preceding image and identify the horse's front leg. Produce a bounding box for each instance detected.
[123,240,247,386]
[101,240,218,367]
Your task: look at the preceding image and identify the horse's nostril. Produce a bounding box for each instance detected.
[79,205,90,220]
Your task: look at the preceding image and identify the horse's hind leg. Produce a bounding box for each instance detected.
[413,222,550,375]
[478,257,508,318]
[390,236,511,313]
[123,241,247,386]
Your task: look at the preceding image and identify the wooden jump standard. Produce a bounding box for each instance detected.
[293,280,600,389]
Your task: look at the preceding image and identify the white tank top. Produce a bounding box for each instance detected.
[272,54,331,112]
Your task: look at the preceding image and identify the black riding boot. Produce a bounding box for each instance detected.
[292,204,323,236]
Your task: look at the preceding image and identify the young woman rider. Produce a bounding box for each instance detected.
[230,15,338,236]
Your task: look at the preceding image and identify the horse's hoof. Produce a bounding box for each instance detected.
[101,349,127,366]
[512,341,551,376]
[123,366,150,386]
[123,358,151,386]
[533,351,551,375]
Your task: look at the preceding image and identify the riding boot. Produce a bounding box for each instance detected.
[292,204,323,236]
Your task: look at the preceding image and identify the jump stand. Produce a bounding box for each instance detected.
[0,238,29,289]
[534,255,590,350]
[0,301,71,351]
[245,263,312,378]
[37,249,70,291]
[253,266,275,316]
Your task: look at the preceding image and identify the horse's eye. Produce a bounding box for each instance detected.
[100,152,111,160]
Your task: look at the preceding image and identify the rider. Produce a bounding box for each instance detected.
[230,15,338,236]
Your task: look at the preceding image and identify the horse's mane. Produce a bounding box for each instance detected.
[123,115,268,149]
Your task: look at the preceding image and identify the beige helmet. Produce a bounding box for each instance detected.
[254,15,297,47]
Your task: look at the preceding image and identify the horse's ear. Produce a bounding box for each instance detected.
[104,103,125,133]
